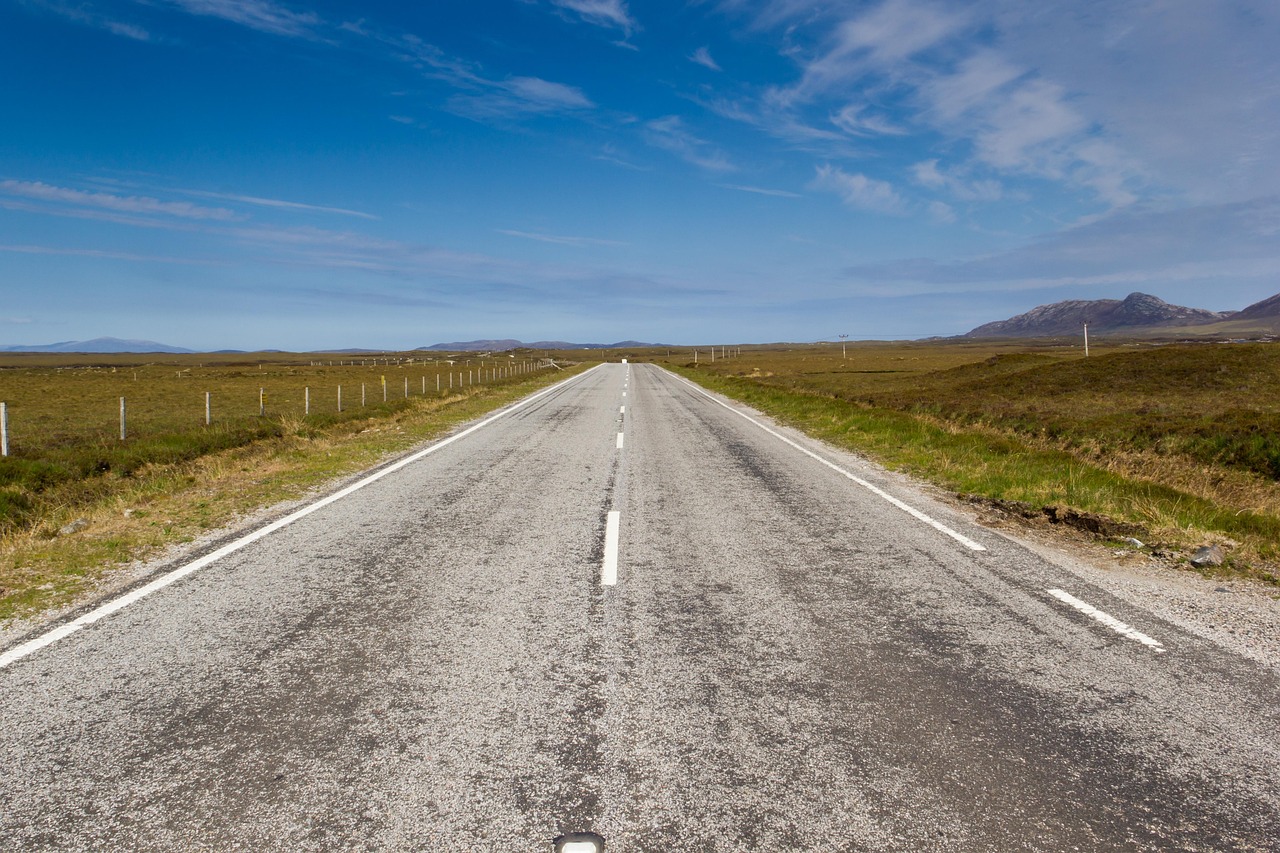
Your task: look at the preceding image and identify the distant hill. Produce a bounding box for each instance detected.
[965,292,1229,338]
[0,337,194,353]
[419,339,664,351]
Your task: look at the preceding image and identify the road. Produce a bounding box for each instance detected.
[2,363,1278,851]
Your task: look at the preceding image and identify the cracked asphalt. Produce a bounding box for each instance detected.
[2,363,1278,851]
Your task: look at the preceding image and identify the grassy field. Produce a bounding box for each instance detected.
[0,351,574,620]
[632,339,1280,583]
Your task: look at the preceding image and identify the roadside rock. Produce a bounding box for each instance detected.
[1190,545,1226,569]
[58,518,89,536]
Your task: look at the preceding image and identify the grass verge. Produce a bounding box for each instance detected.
[0,365,590,622]
[670,365,1280,585]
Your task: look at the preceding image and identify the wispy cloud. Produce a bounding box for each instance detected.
[0,243,220,264]
[690,46,721,71]
[809,164,905,214]
[26,1,153,41]
[448,75,595,120]
[644,116,735,172]
[0,180,240,221]
[911,159,1002,202]
[842,196,1280,291]
[594,144,650,171]
[498,229,628,247]
[550,0,637,34]
[179,189,379,220]
[829,102,906,136]
[719,184,802,198]
[167,0,321,38]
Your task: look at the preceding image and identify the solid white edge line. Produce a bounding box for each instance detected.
[616,432,624,449]
[665,369,986,552]
[1047,588,1166,652]
[601,510,621,586]
[0,364,606,671]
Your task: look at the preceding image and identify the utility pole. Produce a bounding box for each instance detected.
[839,333,849,359]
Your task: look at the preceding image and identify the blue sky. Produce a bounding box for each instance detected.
[2,0,1278,350]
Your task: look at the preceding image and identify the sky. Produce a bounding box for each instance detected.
[2,0,1279,350]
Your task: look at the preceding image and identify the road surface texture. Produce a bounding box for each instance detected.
[2,363,1278,851]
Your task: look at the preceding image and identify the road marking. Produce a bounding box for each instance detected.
[601,511,621,586]
[0,365,605,671]
[1047,589,1166,652]
[616,432,624,449]
[667,370,985,551]
[620,405,625,414]
[622,392,626,397]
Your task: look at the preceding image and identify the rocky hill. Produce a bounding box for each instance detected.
[965,292,1229,338]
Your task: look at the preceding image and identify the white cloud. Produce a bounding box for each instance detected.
[927,201,956,223]
[810,165,906,214]
[690,46,721,71]
[0,180,240,221]
[167,0,320,37]
[774,0,970,107]
[551,0,636,33]
[830,102,907,136]
[910,159,1003,201]
[644,116,736,172]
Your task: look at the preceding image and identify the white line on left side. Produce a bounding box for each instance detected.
[0,365,604,671]
[601,511,621,586]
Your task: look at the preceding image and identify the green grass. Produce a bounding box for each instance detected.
[644,341,1280,582]
[0,356,585,621]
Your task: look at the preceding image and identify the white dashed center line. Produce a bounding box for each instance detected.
[601,511,621,586]
[616,432,624,449]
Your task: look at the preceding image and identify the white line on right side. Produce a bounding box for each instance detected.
[1047,589,1166,652]
[666,370,986,552]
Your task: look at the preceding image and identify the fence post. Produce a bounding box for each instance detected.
[305,386,310,415]
[205,391,211,426]
[120,397,127,441]
[259,388,265,416]
[404,376,408,398]
[1,401,8,456]
[338,385,343,412]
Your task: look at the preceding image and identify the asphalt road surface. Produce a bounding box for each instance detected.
[2,363,1279,851]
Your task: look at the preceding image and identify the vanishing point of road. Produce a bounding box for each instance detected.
[2,364,1278,851]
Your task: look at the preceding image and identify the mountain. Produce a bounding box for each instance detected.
[0,337,194,353]
[965,292,1228,338]
[419,339,664,351]
[1234,291,1280,319]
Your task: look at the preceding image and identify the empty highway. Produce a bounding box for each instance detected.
[2,363,1278,851]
